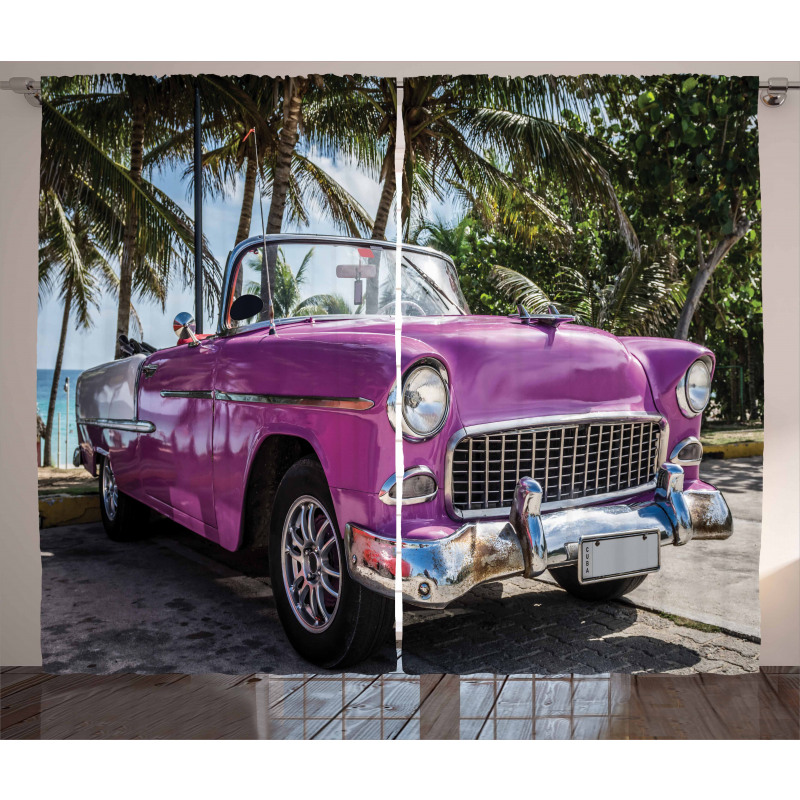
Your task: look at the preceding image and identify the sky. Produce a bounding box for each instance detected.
[36,150,407,371]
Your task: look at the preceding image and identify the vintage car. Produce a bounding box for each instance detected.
[76,233,733,668]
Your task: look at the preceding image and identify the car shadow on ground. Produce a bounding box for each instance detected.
[701,456,762,498]
[40,520,396,676]
[402,580,704,675]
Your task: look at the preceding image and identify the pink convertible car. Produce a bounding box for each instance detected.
[76,234,732,667]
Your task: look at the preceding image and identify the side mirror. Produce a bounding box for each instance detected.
[173,311,200,346]
[230,293,264,322]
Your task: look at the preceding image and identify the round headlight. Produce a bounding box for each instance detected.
[677,359,712,417]
[403,365,448,437]
[387,361,450,439]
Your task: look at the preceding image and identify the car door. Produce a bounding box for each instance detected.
[136,338,219,531]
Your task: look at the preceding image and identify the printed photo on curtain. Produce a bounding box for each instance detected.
[393,75,761,675]
[37,73,400,674]
[36,72,761,679]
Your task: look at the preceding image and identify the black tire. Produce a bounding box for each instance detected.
[548,564,647,602]
[269,457,393,669]
[98,456,149,542]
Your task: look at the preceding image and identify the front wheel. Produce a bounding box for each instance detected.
[98,457,149,542]
[269,458,393,669]
[548,565,647,602]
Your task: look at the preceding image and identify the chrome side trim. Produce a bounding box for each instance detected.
[215,391,374,411]
[444,412,668,520]
[379,466,438,506]
[78,417,155,433]
[160,390,214,400]
[670,436,704,466]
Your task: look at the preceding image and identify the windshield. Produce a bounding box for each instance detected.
[225,240,469,327]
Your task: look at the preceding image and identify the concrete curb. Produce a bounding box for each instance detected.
[703,441,764,459]
[39,493,100,529]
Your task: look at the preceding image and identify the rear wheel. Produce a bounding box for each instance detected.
[98,457,149,542]
[548,565,647,602]
[269,458,393,669]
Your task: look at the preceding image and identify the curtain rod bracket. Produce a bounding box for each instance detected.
[0,77,41,106]
[760,77,800,107]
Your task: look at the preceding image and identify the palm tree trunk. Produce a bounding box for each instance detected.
[262,78,308,308]
[236,154,257,245]
[371,149,396,241]
[44,277,73,467]
[115,96,146,358]
[365,148,397,313]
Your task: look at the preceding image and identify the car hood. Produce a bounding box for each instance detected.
[396,316,656,427]
[251,314,656,425]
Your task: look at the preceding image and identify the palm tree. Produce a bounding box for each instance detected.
[491,246,684,336]
[41,75,222,358]
[410,215,476,260]
[265,77,308,236]
[261,75,377,306]
[323,76,637,249]
[189,77,375,247]
[156,74,376,315]
[38,190,120,466]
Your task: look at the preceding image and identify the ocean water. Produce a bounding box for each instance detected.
[37,368,83,468]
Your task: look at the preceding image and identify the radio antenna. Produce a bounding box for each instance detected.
[243,127,276,335]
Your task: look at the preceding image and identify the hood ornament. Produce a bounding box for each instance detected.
[515,303,575,328]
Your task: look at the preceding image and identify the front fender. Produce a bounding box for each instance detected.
[621,337,715,482]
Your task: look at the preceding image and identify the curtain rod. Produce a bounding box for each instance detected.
[4,76,799,108]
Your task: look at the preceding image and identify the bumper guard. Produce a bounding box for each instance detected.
[344,463,733,608]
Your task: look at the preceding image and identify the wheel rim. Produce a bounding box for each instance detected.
[280,495,342,633]
[102,459,118,521]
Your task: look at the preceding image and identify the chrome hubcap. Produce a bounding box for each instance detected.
[102,459,118,521]
[281,496,341,633]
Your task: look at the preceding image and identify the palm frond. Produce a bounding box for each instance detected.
[491,266,553,312]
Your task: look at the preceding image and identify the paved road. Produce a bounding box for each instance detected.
[401,578,759,675]
[625,457,761,638]
[40,520,396,675]
[402,457,761,674]
[39,458,760,675]
[534,457,761,638]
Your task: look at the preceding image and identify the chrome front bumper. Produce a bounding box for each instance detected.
[344,463,733,608]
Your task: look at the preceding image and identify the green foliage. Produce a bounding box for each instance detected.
[416,74,762,421]
[41,76,222,313]
[39,71,762,422]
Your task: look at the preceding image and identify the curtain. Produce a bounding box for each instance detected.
[37,73,761,685]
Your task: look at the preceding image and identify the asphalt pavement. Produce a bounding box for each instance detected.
[624,457,761,638]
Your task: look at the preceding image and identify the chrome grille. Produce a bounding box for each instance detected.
[449,418,662,515]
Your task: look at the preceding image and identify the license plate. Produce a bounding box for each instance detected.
[578,530,660,584]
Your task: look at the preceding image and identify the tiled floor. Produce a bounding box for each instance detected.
[2,668,797,739]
